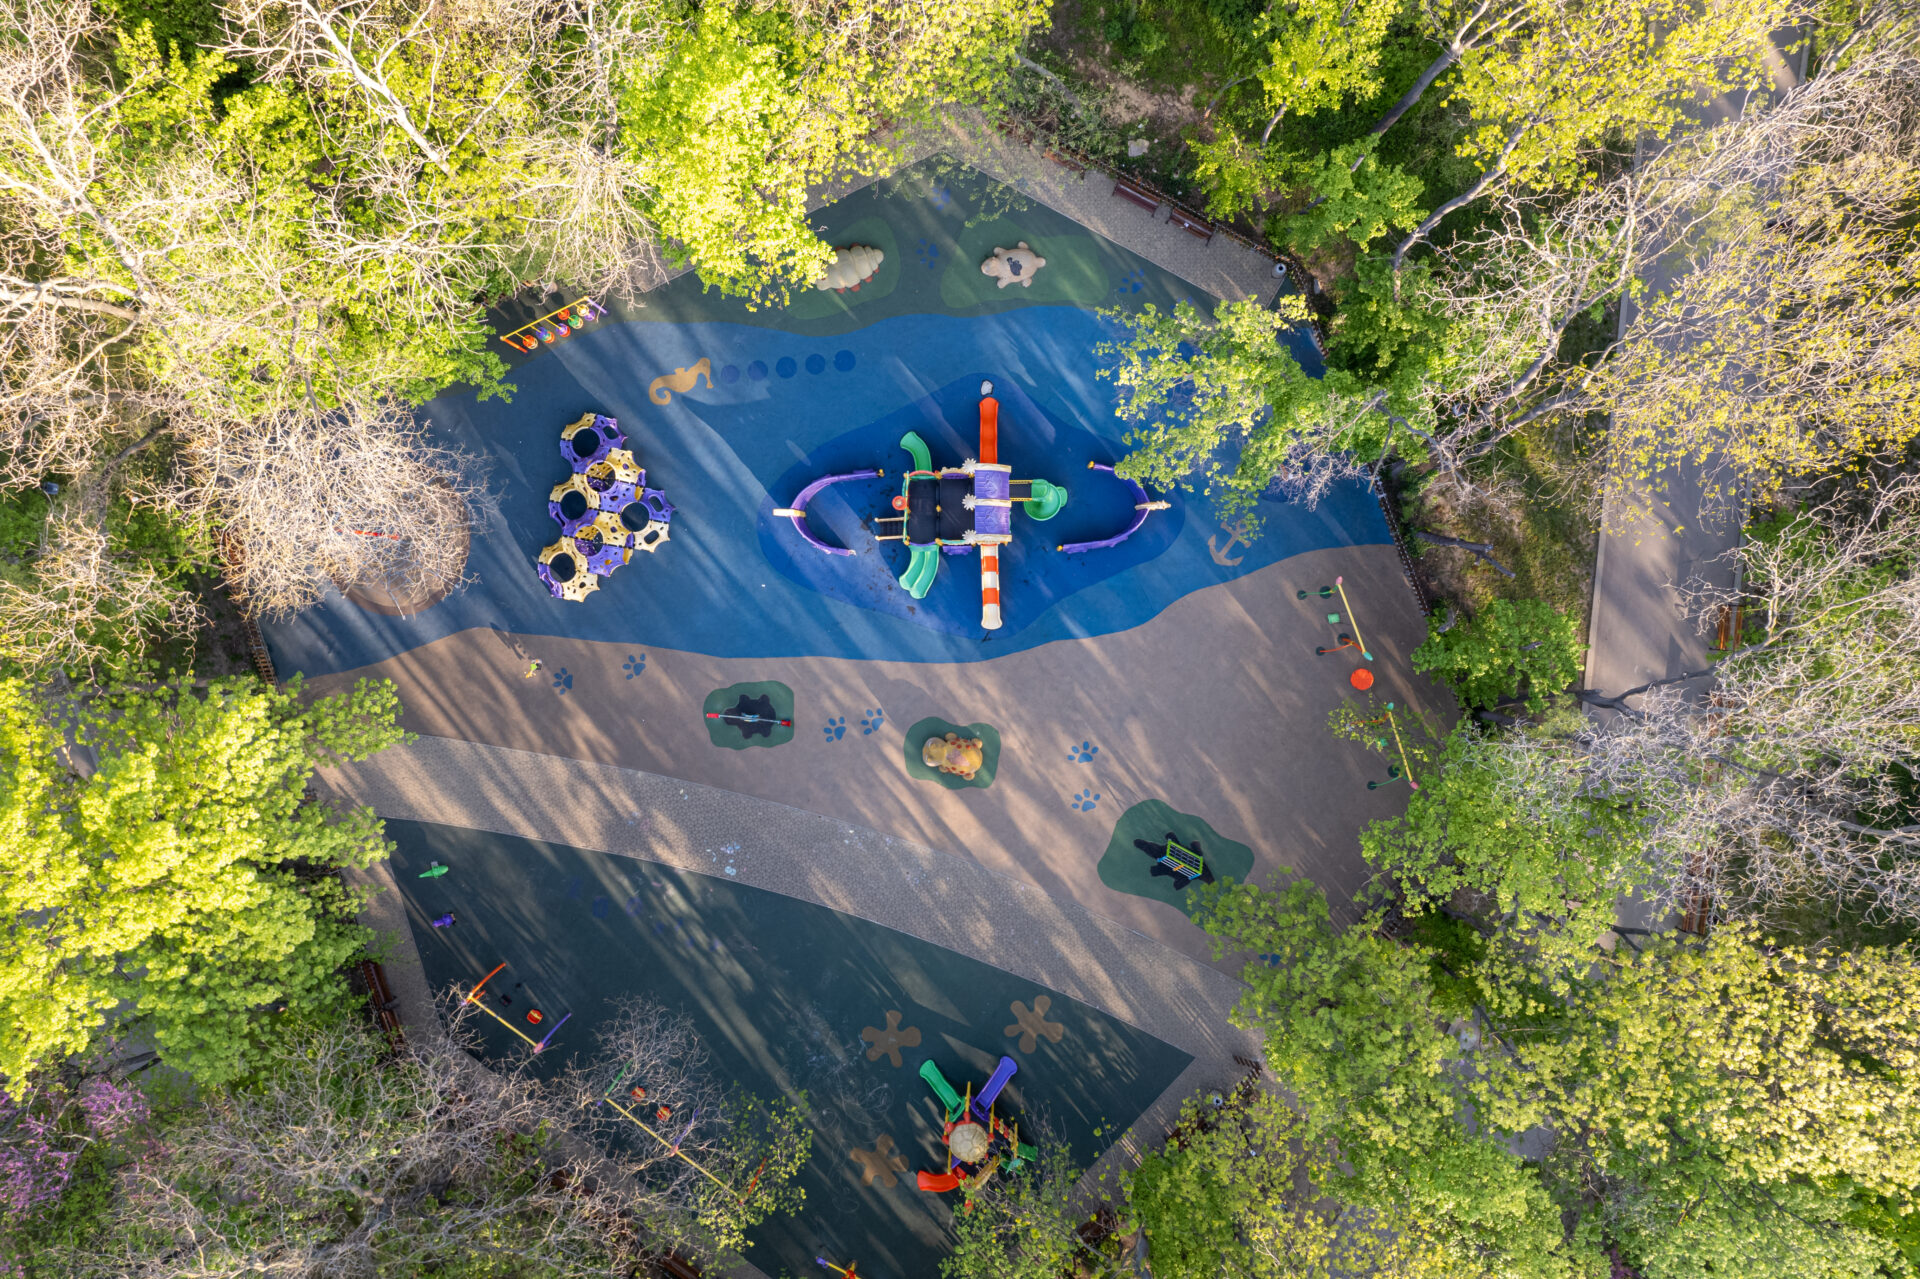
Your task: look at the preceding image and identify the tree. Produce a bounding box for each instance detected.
[941,1130,1129,1279]
[1098,298,1410,521]
[1187,0,1407,220]
[1194,875,1460,1160]
[1194,875,1599,1278]
[1389,0,1806,268]
[1545,471,1920,930]
[40,1001,810,1278]
[619,0,1050,303]
[0,674,406,1086]
[1479,926,1919,1279]
[1128,1087,1454,1279]
[1581,71,1920,514]
[1357,714,1641,965]
[1411,597,1584,711]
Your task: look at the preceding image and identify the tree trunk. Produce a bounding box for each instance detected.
[1367,44,1461,137]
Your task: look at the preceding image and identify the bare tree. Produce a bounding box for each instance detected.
[1523,473,1920,930]
[169,399,481,620]
[55,998,809,1278]
[1375,38,1920,514]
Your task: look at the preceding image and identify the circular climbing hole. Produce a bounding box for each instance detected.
[570,427,600,458]
[559,489,588,521]
[620,503,651,533]
[549,553,577,583]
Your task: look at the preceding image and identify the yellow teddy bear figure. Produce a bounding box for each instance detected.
[921,731,986,780]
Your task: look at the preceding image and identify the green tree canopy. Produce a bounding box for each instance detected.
[1411,597,1585,711]
[0,674,406,1085]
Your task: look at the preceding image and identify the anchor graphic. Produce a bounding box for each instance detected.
[1208,522,1249,566]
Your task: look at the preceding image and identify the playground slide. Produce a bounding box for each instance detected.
[899,431,933,473]
[919,1060,966,1122]
[900,544,940,599]
[917,1169,963,1192]
[972,1056,1018,1119]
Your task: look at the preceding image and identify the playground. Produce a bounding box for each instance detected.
[272,156,1442,1274]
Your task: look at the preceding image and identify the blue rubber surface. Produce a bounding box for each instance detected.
[262,306,1387,676]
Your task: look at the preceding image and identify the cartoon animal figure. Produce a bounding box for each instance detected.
[812,245,885,293]
[648,357,713,405]
[980,242,1047,288]
[922,731,985,780]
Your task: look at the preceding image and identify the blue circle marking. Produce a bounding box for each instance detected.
[720,363,741,384]
[747,360,768,381]
[775,356,798,379]
[833,349,856,372]
[805,353,826,375]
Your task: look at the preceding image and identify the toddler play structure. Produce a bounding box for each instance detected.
[536,413,675,602]
[776,385,1171,629]
[499,297,605,352]
[915,1056,1035,1196]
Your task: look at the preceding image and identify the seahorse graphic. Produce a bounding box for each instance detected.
[648,357,713,405]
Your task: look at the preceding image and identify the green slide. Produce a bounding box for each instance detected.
[899,544,940,599]
[1023,478,1068,521]
[919,1059,966,1122]
[899,431,933,472]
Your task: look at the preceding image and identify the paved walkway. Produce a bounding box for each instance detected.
[1585,38,1807,931]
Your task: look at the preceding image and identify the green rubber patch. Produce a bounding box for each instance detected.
[1097,800,1255,917]
[703,681,795,749]
[902,716,1001,790]
[938,220,1111,310]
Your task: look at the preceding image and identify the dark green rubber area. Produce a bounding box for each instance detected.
[385,820,1192,1279]
[1096,799,1256,918]
[902,716,1002,790]
[702,680,795,749]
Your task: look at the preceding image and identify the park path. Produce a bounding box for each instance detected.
[1585,36,1808,931]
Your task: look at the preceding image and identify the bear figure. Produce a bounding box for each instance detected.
[980,242,1047,289]
[921,731,986,780]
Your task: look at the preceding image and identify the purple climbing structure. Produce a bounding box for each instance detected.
[537,412,675,602]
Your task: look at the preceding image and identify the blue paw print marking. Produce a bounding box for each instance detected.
[824,716,847,741]
[1070,788,1101,812]
[861,708,886,735]
[552,667,573,694]
[915,238,942,269]
[1117,269,1146,295]
[1068,740,1100,763]
[928,186,954,210]
[623,653,646,679]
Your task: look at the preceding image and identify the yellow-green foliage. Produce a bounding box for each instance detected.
[622,0,1051,304]
[0,676,406,1085]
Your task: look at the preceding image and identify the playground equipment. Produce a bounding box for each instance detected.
[536,413,675,602]
[776,384,1072,630]
[464,963,570,1052]
[499,296,605,352]
[772,469,885,556]
[914,1056,1036,1198]
[1058,463,1171,554]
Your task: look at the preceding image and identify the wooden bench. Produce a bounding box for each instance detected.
[1166,207,1214,242]
[355,959,404,1045]
[1111,177,1160,213]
